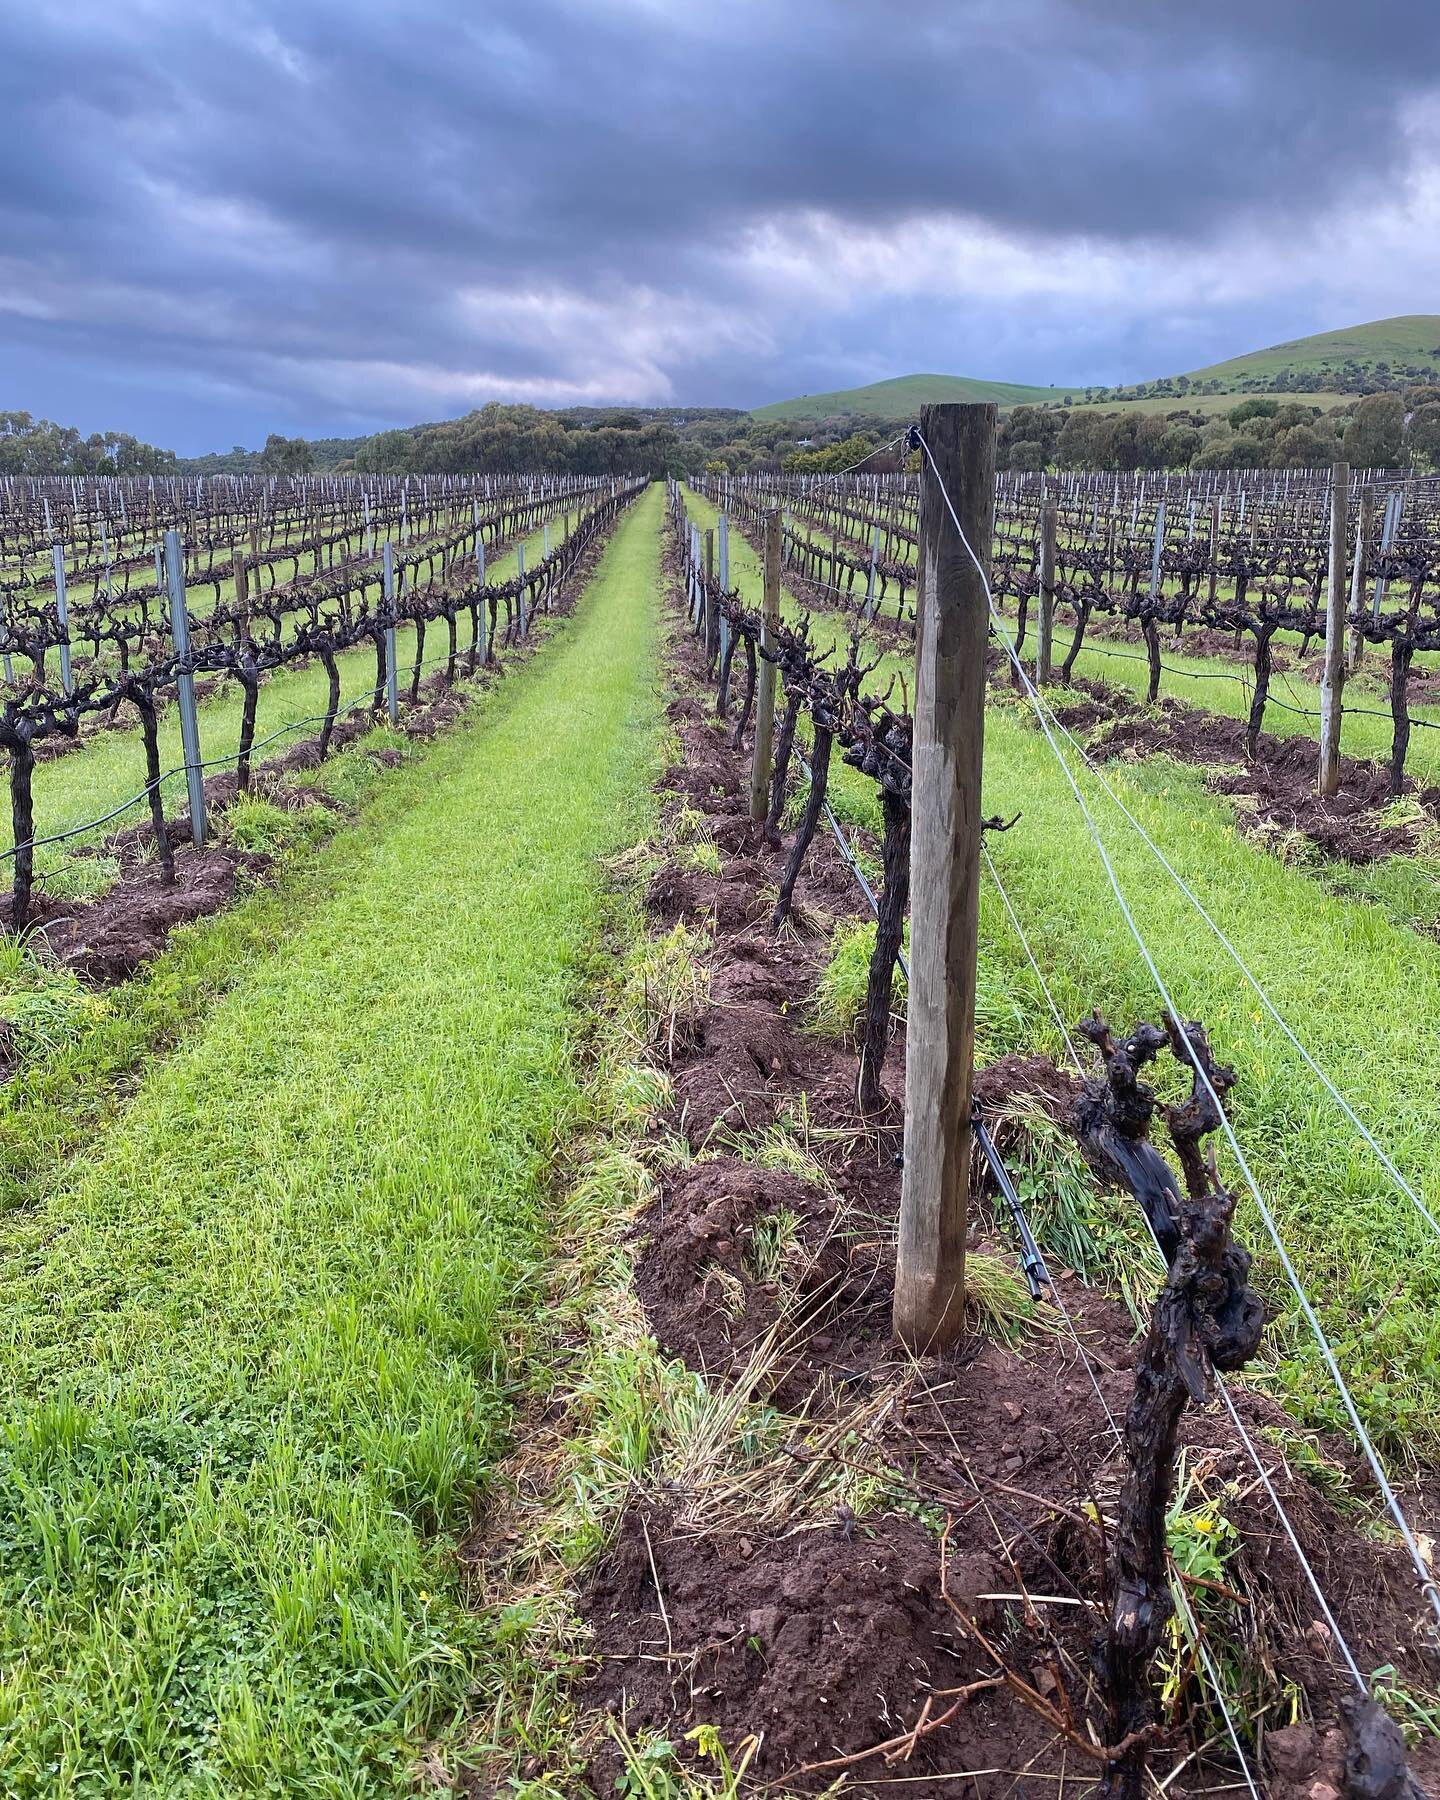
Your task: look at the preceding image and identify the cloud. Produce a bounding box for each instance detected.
[1,0,1438,450]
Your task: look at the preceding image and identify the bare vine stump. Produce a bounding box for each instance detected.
[1390,638,1414,798]
[1096,1016,1264,1800]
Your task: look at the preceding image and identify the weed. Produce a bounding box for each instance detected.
[0,940,108,1066]
[0,490,666,1791]
[37,851,121,903]
[221,793,328,853]
[810,917,906,1040]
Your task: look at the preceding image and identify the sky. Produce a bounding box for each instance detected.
[3,0,1439,454]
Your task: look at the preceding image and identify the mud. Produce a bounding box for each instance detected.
[1051,676,1440,863]
[582,1506,1060,1795]
[633,1156,848,1379]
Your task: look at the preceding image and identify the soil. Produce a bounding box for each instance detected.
[582,1506,1061,1794]
[1050,675,1440,864]
[551,533,1440,1798]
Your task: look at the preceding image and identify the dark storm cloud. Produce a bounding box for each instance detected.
[1,0,1437,450]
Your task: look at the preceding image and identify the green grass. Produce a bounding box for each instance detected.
[752,372,1077,421]
[1044,620,1440,787]
[0,487,664,1793]
[682,490,1440,1456]
[1179,315,1440,390]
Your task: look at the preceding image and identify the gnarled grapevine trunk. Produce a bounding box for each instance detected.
[9,739,36,933]
[318,649,341,760]
[1061,597,1092,683]
[235,664,260,794]
[730,636,757,750]
[765,687,803,843]
[1141,617,1161,703]
[133,692,174,885]
[1245,620,1277,758]
[1390,638,1414,799]
[410,617,426,702]
[771,726,833,928]
[857,788,911,1114]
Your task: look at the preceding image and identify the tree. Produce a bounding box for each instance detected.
[1159,424,1201,469]
[1342,393,1405,468]
[260,433,316,475]
[1406,404,1440,471]
[1272,424,1335,468]
[1227,397,1280,429]
[1005,438,1048,472]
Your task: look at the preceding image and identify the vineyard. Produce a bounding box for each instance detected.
[2,424,1440,1797]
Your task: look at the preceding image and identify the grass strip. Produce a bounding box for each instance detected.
[0,486,664,1794]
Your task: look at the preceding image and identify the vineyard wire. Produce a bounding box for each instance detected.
[915,423,1440,1635]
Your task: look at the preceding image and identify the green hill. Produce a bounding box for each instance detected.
[1173,315,1440,390]
[750,316,1440,421]
[751,372,1083,421]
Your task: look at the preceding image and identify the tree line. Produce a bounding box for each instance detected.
[992,390,1440,473]
[0,412,177,476]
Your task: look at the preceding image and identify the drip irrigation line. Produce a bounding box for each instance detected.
[915,425,1440,1635]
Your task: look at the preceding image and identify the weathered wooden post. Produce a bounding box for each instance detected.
[1346,484,1374,675]
[1319,462,1349,797]
[749,511,781,821]
[163,530,207,847]
[233,549,250,648]
[894,403,995,1352]
[1036,495,1057,686]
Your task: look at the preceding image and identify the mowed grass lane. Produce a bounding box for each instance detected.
[0,487,663,1793]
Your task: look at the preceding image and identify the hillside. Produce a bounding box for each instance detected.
[751,372,1082,421]
[1178,314,1440,391]
[750,314,1440,420]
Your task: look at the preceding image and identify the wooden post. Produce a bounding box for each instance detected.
[1346,484,1374,675]
[1036,496,1057,686]
[1318,462,1349,798]
[233,549,250,647]
[894,403,995,1352]
[749,511,781,821]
